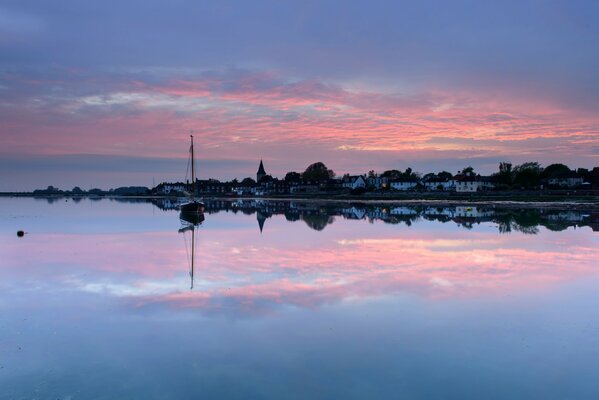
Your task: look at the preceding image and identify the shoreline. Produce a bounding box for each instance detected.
[3,192,599,209]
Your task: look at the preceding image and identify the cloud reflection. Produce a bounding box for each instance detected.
[3,203,598,317]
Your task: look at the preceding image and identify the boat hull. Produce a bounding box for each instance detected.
[180,200,205,214]
[179,210,205,225]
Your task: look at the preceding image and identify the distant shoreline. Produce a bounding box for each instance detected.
[2,192,599,209]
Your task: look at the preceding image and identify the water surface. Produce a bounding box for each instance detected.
[1,197,599,399]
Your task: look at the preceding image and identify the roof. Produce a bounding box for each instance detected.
[257,159,266,175]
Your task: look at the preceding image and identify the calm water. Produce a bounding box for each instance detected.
[1,197,599,399]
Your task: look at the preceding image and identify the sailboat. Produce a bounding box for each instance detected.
[179,135,205,215]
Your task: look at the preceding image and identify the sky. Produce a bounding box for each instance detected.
[1,0,598,190]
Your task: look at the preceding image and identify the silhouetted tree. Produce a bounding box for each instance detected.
[301,214,335,231]
[381,169,401,178]
[284,171,302,183]
[302,162,335,182]
[493,162,514,186]
[438,171,453,180]
[241,177,256,186]
[513,162,541,189]
[542,163,571,179]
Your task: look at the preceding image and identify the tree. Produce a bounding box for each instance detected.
[301,214,335,231]
[576,168,590,180]
[302,162,335,182]
[400,168,420,180]
[259,175,273,184]
[513,162,541,189]
[381,169,401,178]
[461,166,474,175]
[494,162,514,186]
[241,177,256,186]
[499,162,512,174]
[542,163,571,179]
[438,171,453,180]
[284,171,302,183]
[381,169,401,179]
[367,170,377,178]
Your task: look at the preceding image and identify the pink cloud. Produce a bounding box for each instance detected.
[1,68,598,189]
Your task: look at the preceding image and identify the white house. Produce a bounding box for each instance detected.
[548,177,584,187]
[423,207,455,217]
[455,180,481,192]
[342,207,366,219]
[390,206,418,216]
[161,184,186,194]
[424,179,455,191]
[390,180,418,191]
[455,206,494,218]
[342,175,367,190]
[454,175,494,192]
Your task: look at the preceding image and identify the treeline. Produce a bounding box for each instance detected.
[244,161,596,186]
[25,160,599,196]
[31,185,151,196]
[490,162,592,189]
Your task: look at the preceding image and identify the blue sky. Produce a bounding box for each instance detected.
[1,0,598,190]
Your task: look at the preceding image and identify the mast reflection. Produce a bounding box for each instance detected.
[178,211,204,290]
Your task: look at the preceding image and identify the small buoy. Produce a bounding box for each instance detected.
[17,230,25,237]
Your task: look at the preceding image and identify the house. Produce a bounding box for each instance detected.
[454,174,494,192]
[342,206,366,219]
[290,184,319,193]
[259,178,290,195]
[366,176,389,189]
[160,184,186,194]
[197,179,231,194]
[423,207,455,217]
[390,206,418,216]
[547,173,584,188]
[423,178,455,191]
[389,179,418,191]
[454,206,493,218]
[342,175,367,190]
[478,176,495,190]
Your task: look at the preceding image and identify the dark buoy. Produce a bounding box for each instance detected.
[17,230,25,237]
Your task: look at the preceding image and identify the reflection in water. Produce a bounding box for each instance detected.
[157,198,599,233]
[2,197,599,399]
[178,212,204,290]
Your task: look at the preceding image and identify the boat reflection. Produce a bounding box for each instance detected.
[178,211,204,289]
[179,210,205,226]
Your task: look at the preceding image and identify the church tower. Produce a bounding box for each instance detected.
[257,159,266,182]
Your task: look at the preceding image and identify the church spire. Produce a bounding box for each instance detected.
[257,159,266,182]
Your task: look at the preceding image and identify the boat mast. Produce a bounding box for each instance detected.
[190,135,195,196]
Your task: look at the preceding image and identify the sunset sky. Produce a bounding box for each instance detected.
[1,0,598,190]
